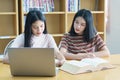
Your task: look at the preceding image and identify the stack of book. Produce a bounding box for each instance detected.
[23,0,54,12]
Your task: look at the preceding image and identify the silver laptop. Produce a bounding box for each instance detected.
[8,48,56,76]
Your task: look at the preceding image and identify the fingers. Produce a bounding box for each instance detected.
[55,59,66,67]
[77,53,96,59]
[86,53,96,58]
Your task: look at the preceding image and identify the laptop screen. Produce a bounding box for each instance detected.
[8,48,56,76]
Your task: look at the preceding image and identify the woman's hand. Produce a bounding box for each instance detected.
[55,59,66,67]
[85,53,96,58]
[59,59,66,66]
[77,53,96,60]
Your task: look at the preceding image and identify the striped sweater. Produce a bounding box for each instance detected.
[59,33,105,54]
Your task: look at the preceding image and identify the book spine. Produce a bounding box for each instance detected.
[67,0,70,12]
[78,0,80,10]
[51,0,54,12]
[94,0,99,11]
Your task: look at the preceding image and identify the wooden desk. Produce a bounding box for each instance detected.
[0,54,120,80]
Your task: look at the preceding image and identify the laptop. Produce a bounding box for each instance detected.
[8,48,57,76]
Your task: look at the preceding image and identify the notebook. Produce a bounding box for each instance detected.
[8,48,57,76]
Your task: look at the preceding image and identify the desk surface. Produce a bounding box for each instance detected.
[0,54,120,80]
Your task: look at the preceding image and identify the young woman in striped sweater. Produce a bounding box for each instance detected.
[59,9,110,60]
[3,10,65,66]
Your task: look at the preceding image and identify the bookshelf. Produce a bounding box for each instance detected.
[0,0,18,54]
[19,0,106,46]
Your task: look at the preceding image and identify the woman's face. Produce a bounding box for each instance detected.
[74,17,86,35]
[32,20,45,36]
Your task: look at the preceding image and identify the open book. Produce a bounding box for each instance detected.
[60,57,114,74]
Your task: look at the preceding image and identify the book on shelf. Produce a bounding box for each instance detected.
[94,0,99,11]
[23,0,54,12]
[67,0,80,12]
[60,57,114,74]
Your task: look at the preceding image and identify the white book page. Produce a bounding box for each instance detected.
[67,60,90,67]
[81,57,108,67]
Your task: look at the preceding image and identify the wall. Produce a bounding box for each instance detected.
[106,0,120,54]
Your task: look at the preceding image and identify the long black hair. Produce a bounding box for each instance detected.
[69,9,97,42]
[24,10,47,47]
